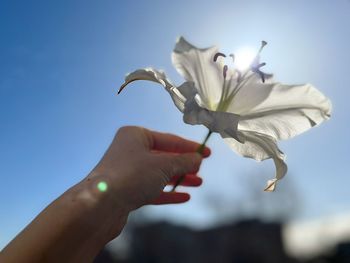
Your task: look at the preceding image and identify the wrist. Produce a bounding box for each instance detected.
[69,174,130,243]
[0,174,130,263]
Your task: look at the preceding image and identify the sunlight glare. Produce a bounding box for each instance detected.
[234,47,256,71]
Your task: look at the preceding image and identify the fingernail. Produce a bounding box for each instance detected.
[202,147,211,157]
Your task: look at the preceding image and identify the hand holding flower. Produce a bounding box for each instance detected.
[90,126,210,210]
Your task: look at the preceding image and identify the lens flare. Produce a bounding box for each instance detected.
[97,181,108,192]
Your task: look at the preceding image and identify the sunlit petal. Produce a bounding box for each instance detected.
[172,37,223,110]
[225,72,274,114]
[234,82,332,140]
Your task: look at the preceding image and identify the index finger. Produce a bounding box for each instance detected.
[148,130,211,157]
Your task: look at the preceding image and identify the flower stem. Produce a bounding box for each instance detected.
[196,130,213,154]
[171,130,213,192]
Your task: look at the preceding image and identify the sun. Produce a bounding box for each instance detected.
[234,47,256,71]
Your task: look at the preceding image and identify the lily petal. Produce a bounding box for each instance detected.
[228,80,331,140]
[225,72,274,114]
[179,82,242,141]
[184,100,241,141]
[119,68,186,112]
[224,130,287,192]
[172,37,223,110]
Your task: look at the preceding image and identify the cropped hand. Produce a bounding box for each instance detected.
[89,126,210,211]
[0,126,211,263]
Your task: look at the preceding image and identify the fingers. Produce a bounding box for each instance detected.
[151,192,190,205]
[148,130,211,157]
[151,175,202,205]
[156,152,202,180]
[168,174,202,187]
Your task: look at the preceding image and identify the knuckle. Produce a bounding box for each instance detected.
[188,156,198,171]
[117,126,143,137]
[162,156,182,177]
[175,155,193,173]
[173,155,185,169]
[187,154,200,172]
[158,162,172,181]
[116,126,131,136]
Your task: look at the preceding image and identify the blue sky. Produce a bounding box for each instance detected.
[0,0,349,249]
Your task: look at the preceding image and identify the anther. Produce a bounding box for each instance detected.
[258,40,268,54]
[259,72,265,83]
[229,54,235,63]
[223,65,228,79]
[251,62,267,83]
[213,52,226,62]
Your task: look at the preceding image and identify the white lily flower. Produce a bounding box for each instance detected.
[118,37,331,191]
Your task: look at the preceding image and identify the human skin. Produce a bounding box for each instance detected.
[0,126,210,263]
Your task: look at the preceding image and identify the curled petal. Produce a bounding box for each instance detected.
[118,68,186,112]
[172,37,223,110]
[224,131,287,191]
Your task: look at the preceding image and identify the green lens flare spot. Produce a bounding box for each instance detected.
[97,181,108,192]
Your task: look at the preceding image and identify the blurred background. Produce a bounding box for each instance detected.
[0,0,349,262]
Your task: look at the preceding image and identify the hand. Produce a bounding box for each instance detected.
[89,126,210,212]
[0,126,211,263]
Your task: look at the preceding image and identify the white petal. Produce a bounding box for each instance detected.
[227,78,331,140]
[223,130,288,191]
[172,37,223,110]
[119,68,186,112]
[182,97,241,142]
[225,73,274,114]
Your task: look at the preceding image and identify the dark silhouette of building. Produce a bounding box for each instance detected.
[94,220,350,263]
[128,220,298,263]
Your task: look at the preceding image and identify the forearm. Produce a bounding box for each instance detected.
[0,126,206,262]
[0,175,129,263]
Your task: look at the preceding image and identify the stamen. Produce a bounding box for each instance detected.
[223,65,228,79]
[236,70,242,82]
[259,40,267,53]
[229,54,235,63]
[259,72,265,83]
[251,62,267,83]
[213,52,226,62]
[251,42,268,83]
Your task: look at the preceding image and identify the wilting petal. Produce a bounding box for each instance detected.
[181,88,241,141]
[172,37,223,110]
[228,81,331,140]
[119,68,186,112]
[224,130,287,191]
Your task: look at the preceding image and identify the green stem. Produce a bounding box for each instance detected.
[171,130,213,192]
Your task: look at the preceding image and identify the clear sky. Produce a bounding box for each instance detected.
[1,0,349,249]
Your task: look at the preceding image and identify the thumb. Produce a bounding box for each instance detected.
[157,152,202,180]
